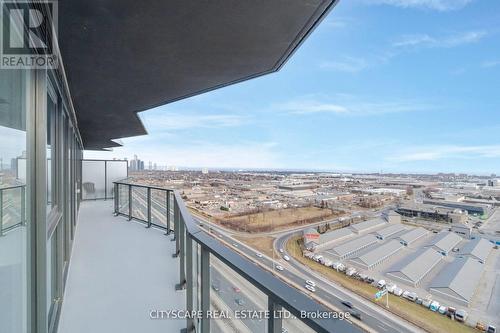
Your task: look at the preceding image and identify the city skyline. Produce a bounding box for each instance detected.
[86,0,500,174]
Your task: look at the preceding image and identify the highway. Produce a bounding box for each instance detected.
[126,189,423,332]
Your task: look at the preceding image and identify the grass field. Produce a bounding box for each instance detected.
[286,236,478,333]
[215,206,340,233]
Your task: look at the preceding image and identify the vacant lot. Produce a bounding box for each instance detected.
[286,236,478,333]
[233,235,277,258]
[214,206,341,233]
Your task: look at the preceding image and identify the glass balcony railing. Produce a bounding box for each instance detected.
[113,180,363,333]
[0,184,26,236]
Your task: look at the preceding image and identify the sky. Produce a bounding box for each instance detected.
[86,0,500,175]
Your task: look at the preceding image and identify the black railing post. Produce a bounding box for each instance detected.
[165,190,171,235]
[200,245,210,333]
[268,297,283,333]
[113,183,118,216]
[128,185,132,220]
[21,186,26,225]
[0,189,3,237]
[146,187,152,228]
[176,212,186,290]
[185,234,194,331]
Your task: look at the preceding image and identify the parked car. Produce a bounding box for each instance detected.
[232,286,241,293]
[212,284,220,292]
[487,325,497,333]
[477,322,487,331]
[393,288,403,296]
[415,298,423,305]
[455,309,468,322]
[429,301,440,312]
[346,267,357,277]
[438,306,448,315]
[279,248,284,253]
[386,283,397,293]
[422,299,432,308]
[446,307,456,319]
[377,279,386,289]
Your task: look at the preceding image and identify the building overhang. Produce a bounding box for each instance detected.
[58,0,337,150]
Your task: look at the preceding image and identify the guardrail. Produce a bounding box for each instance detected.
[113,180,363,333]
[0,183,26,236]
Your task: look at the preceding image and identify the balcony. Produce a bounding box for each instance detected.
[56,178,364,333]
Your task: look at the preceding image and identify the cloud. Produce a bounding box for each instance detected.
[393,31,486,48]
[277,95,431,116]
[320,56,368,73]
[365,0,474,11]
[481,60,500,68]
[139,112,248,132]
[388,145,500,162]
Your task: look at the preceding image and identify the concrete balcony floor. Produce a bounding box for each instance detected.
[58,200,185,333]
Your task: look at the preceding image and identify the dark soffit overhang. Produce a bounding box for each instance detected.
[59,0,338,150]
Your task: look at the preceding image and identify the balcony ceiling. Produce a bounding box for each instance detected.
[59,0,337,150]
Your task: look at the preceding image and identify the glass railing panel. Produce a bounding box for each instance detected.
[81,160,106,199]
[150,189,167,227]
[105,161,127,198]
[118,184,129,215]
[131,186,147,221]
[0,186,24,230]
[210,254,268,333]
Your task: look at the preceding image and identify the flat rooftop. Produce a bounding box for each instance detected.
[58,200,185,333]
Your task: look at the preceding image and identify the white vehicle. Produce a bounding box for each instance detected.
[332,262,346,271]
[386,283,397,293]
[279,248,284,253]
[422,299,432,308]
[377,279,386,289]
[304,284,316,292]
[393,288,403,296]
[305,280,316,287]
[438,306,448,315]
[283,255,290,261]
[323,259,333,267]
[455,309,468,322]
[402,291,417,302]
[275,265,284,271]
[312,254,323,262]
[346,267,357,277]
[256,253,263,258]
[232,243,238,247]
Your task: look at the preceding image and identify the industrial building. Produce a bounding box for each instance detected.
[350,218,387,234]
[374,224,407,240]
[303,227,354,252]
[424,231,462,255]
[386,248,443,286]
[459,237,493,263]
[397,227,429,246]
[327,234,379,259]
[396,204,468,223]
[429,257,485,306]
[451,223,473,239]
[349,240,403,270]
[423,199,490,216]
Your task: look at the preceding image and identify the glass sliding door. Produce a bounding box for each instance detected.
[0,68,30,333]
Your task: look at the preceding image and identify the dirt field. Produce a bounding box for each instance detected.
[286,236,478,333]
[233,235,277,258]
[214,206,341,233]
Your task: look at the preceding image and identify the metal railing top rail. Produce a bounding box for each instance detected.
[114,180,363,333]
[0,183,26,191]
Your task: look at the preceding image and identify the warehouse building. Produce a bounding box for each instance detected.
[303,227,354,251]
[386,248,442,286]
[349,240,403,270]
[327,234,379,259]
[423,199,490,216]
[397,227,429,246]
[424,231,462,255]
[429,257,485,306]
[374,224,407,240]
[350,218,387,234]
[459,237,493,263]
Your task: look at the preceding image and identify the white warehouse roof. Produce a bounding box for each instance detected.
[350,240,403,269]
[429,257,485,306]
[459,237,493,263]
[386,248,442,286]
[424,231,462,255]
[374,224,407,239]
[397,227,429,246]
[328,234,379,259]
[350,218,386,234]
